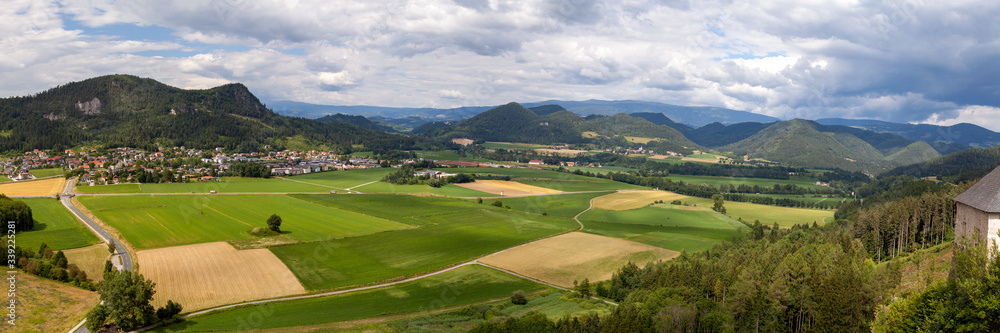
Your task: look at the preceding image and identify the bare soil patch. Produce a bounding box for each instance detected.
[137,241,306,311]
[481,232,678,287]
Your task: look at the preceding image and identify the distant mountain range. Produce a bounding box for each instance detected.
[0,75,413,153]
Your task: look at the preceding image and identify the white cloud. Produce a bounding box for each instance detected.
[0,0,995,131]
[920,105,1000,132]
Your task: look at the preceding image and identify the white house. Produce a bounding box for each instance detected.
[953,165,1000,257]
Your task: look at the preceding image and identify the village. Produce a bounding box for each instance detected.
[0,146,387,185]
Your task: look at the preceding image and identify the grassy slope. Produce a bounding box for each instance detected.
[271,208,578,290]
[17,198,100,251]
[578,204,742,253]
[356,182,491,197]
[153,265,545,332]
[680,197,834,227]
[499,192,609,218]
[78,195,411,249]
[581,205,739,229]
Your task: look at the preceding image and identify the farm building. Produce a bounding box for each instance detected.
[953,165,1000,257]
[528,160,544,165]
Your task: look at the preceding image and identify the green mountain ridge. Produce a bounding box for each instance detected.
[721,119,941,174]
[0,75,413,153]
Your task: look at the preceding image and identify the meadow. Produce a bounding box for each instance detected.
[271,205,578,290]
[384,290,613,332]
[17,274,99,333]
[78,195,412,249]
[498,192,608,218]
[452,167,646,192]
[285,168,391,189]
[63,244,110,283]
[152,265,545,332]
[581,205,742,230]
[76,177,333,194]
[17,198,100,251]
[355,181,491,197]
[681,197,834,227]
[581,221,740,253]
[28,167,65,178]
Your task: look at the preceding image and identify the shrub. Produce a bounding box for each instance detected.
[492,200,503,207]
[511,290,528,305]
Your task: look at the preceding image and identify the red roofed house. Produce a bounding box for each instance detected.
[528,160,544,165]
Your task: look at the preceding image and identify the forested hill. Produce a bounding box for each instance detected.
[315,113,395,132]
[425,102,702,151]
[0,75,413,153]
[720,119,940,174]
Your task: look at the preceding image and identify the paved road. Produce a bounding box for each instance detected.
[63,178,134,333]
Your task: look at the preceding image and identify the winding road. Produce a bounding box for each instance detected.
[56,178,617,332]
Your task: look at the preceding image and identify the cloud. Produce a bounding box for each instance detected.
[0,0,996,131]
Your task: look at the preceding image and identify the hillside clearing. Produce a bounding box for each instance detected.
[0,177,65,196]
[480,232,679,287]
[137,242,306,311]
[592,190,687,210]
[63,243,111,283]
[456,180,564,196]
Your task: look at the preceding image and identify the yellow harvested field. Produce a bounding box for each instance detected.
[534,148,590,155]
[0,177,66,196]
[592,190,688,211]
[16,273,100,332]
[456,180,564,196]
[481,232,678,287]
[137,242,306,311]
[581,131,600,138]
[64,243,111,283]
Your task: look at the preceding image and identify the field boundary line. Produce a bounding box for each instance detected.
[347,180,379,190]
[278,176,348,190]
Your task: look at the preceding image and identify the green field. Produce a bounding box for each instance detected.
[581,205,741,230]
[271,202,578,290]
[664,174,827,191]
[78,195,412,249]
[291,194,484,225]
[499,192,608,218]
[681,197,834,227]
[355,182,491,197]
[745,193,849,205]
[286,168,392,189]
[28,168,64,178]
[152,265,545,332]
[75,177,333,194]
[385,290,612,332]
[415,150,491,162]
[582,220,740,253]
[481,142,548,150]
[17,198,100,251]
[449,167,646,192]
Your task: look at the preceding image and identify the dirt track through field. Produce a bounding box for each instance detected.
[480,232,678,287]
[0,177,66,196]
[137,242,306,311]
[592,190,688,211]
[456,180,563,196]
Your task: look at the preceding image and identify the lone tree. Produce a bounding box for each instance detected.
[98,270,157,330]
[511,290,528,305]
[712,194,726,214]
[267,214,282,232]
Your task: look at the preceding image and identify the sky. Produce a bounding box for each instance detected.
[2,0,1000,130]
